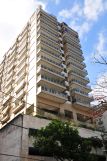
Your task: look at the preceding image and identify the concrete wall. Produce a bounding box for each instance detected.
[0,115,23,161]
[0,114,105,161]
[0,114,52,161]
[21,115,50,161]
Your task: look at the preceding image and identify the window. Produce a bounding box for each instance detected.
[64,110,73,119]
[77,113,93,123]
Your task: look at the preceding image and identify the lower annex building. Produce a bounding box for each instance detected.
[0,6,93,128]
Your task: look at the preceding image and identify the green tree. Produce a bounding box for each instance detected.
[32,120,96,161]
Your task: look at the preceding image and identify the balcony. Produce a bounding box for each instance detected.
[68,71,90,83]
[3,95,11,105]
[71,89,91,99]
[37,56,63,70]
[37,108,59,120]
[37,22,58,37]
[5,78,13,89]
[37,46,62,61]
[15,81,26,93]
[67,63,87,76]
[67,58,85,69]
[65,51,84,61]
[81,62,86,67]
[8,58,15,68]
[63,37,81,50]
[18,46,27,59]
[37,65,65,79]
[16,71,26,82]
[37,12,57,26]
[85,77,90,82]
[37,75,66,90]
[63,33,80,44]
[37,32,59,46]
[83,69,88,74]
[37,86,67,103]
[64,43,82,55]
[78,121,94,130]
[36,37,61,53]
[6,85,12,94]
[13,102,25,114]
[37,50,61,65]
[8,64,15,74]
[6,71,13,82]
[17,54,27,67]
[72,99,90,109]
[16,90,25,100]
[18,45,27,55]
[16,62,27,76]
[1,114,10,123]
[69,80,91,92]
[2,106,9,116]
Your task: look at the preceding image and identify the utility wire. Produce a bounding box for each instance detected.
[0,89,35,108]
[8,123,29,130]
[0,90,59,113]
[0,89,99,129]
[0,89,94,113]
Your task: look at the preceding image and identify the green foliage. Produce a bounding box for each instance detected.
[79,123,95,131]
[32,120,97,161]
[89,137,103,148]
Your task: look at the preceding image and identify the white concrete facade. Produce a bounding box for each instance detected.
[0,6,92,128]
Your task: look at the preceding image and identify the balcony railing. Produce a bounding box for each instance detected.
[37,108,59,120]
[1,114,10,123]
[16,90,25,100]
[37,56,63,69]
[71,89,90,98]
[37,75,65,88]
[68,71,90,83]
[15,81,26,93]
[13,102,25,114]
[67,63,87,76]
[16,63,27,76]
[72,97,90,107]
[69,80,91,92]
[37,65,65,78]
[37,86,67,99]
[37,46,62,60]
[2,106,9,116]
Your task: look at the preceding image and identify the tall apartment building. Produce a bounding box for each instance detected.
[0,6,93,127]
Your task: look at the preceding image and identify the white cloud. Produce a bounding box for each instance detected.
[51,0,60,5]
[58,0,107,38]
[70,21,92,38]
[0,0,47,62]
[92,31,107,58]
[59,3,82,20]
[84,0,107,21]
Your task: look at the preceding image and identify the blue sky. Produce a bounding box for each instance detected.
[0,0,107,87]
[45,0,107,86]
